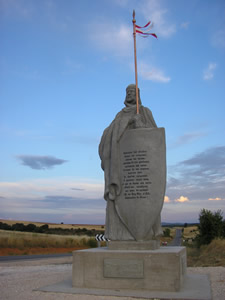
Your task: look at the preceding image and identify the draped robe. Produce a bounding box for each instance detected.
[99,104,162,240]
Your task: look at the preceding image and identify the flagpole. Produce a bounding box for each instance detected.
[132,10,139,114]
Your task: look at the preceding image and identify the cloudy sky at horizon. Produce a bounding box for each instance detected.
[1,0,225,224]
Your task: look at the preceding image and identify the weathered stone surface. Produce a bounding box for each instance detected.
[104,258,144,278]
[99,84,166,241]
[116,127,166,241]
[108,240,160,250]
[72,247,187,292]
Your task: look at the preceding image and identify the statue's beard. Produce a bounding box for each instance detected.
[124,97,136,107]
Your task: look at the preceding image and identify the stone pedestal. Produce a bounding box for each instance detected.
[108,240,160,250]
[72,246,187,292]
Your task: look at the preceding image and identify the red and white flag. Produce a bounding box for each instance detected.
[135,21,157,39]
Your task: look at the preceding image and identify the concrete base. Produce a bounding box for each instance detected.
[38,273,212,299]
[72,247,187,292]
[108,240,160,250]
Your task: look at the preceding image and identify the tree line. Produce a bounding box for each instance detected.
[0,222,104,236]
[1,208,224,244]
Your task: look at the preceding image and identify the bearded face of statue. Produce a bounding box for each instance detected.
[124,85,141,107]
[125,87,136,105]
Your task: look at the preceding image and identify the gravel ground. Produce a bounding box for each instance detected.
[0,256,224,300]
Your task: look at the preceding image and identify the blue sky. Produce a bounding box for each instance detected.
[0,0,225,224]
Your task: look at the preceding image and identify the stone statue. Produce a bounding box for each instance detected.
[73,85,186,291]
[99,84,166,242]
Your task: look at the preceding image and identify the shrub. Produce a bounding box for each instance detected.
[0,222,11,230]
[36,224,49,233]
[187,238,225,267]
[11,223,25,231]
[196,209,224,247]
[86,238,97,248]
[25,224,37,232]
[163,228,171,237]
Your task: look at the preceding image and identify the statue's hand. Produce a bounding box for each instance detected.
[129,114,145,129]
[108,184,117,200]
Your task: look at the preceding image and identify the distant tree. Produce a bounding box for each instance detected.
[12,223,25,231]
[196,209,224,246]
[40,224,49,230]
[37,224,49,233]
[25,223,37,232]
[163,228,171,237]
[222,220,225,237]
[184,223,188,228]
[0,222,11,230]
[87,238,97,248]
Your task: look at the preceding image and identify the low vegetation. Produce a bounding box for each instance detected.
[183,208,225,267]
[0,220,103,255]
[0,229,97,255]
[195,209,225,246]
[0,219,104,231]
[0,221,104,236]
[183,225,199,240]
[187,239,225,267]
[1,209,224,266]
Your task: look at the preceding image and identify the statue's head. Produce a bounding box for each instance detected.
[124,84,142,107]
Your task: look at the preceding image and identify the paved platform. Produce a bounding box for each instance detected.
[37,273,212,299]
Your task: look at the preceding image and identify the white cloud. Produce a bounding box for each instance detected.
[203,63,217,80]
[175,196,189,203]
[138,0,176,38]
[0,177,105,224]
[208,197,225,201]
[90,22,133,57]
[166,146,225,220]
[169,131,206,148]
[139,61,171,83]
[0,178,104,200]
[164,196,170,203]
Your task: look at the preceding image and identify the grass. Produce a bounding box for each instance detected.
[0,229,97,255]
[187,239,225,267]
[183,226,199,239]
[162,226,225,267]
[0,219,105,231]
[1,221,224,267]
[160,226,182,245]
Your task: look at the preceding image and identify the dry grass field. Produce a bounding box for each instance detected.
[0,229,94,255]
[183,225,199,239]
[0,219,105,231]
[187,239,225,267]
[0,220,185,254]
[179,225,225,267]
[1,220,224,267]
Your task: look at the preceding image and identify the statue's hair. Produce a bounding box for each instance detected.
[126,84,139,92]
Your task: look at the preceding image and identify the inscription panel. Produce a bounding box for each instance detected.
[116,128,166,240]
[122,150,152,200]
[104,258,144,278]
